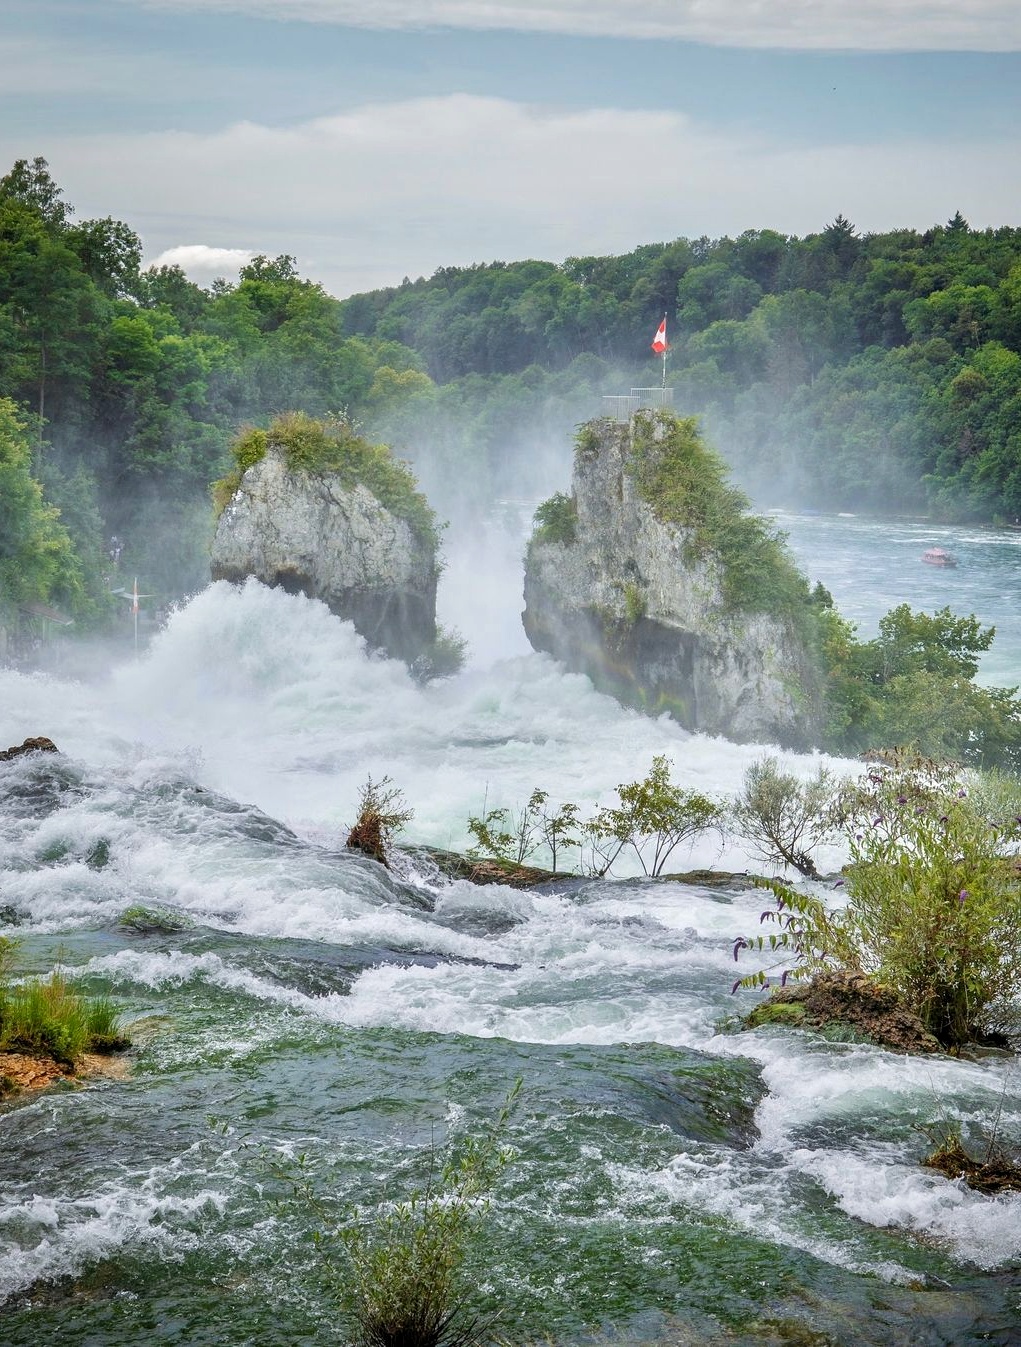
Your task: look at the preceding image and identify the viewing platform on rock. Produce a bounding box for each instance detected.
[602,387,674,422]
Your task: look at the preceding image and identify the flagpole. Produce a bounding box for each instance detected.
[662,312,667,389]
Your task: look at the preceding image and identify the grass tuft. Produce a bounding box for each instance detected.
[0,938,129,1065]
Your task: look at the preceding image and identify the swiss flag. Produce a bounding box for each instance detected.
[651,316,669,354]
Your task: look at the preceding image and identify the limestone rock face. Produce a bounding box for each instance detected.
[210,447,438,663]
[522,415,823,748]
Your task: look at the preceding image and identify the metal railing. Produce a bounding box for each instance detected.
[601,387,674,422]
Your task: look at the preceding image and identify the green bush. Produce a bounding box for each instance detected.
[213,411,439,550]
[587,755,724,877]
[411,626,468,684]
[270,1082,522,1347]
[824,606,1021,772]
[467,758,722,878]
[211,424,268,515]
[467,788,582,874]
[531,491,577,546]
[736,757,1021,1048]
[731,756,837,878]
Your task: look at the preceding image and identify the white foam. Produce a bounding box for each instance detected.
[793,1146,1021,1269]
[0,1177,227,1302]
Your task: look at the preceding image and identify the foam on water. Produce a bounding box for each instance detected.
[1,580,852,877]
[3,575,1021,1319]
[792,1146,1021,1270]
[0,1177,227,1302]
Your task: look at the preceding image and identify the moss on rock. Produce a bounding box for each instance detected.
[744,971,942,1054]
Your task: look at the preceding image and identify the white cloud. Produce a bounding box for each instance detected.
[146,244,257,278]
[9,94,1017,297]
[127,0,1021,51]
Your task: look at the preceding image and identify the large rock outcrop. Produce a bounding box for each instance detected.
[522,412,824,748]
[211,439,439,665]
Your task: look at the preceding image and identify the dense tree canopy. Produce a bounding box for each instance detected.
[1,156,1019,750]
[0,398,82,617]
[339,215,1021,520]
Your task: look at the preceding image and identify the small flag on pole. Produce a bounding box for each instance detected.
[131,578,139,615]
[651,316,669,355]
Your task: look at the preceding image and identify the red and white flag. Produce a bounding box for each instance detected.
[651,316,669,355]
[132,577,139,616]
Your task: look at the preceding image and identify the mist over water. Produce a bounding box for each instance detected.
[2,512,1021,1345]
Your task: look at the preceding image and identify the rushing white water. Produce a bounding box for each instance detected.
[0,577,853,889]
[2,526,1021,1341]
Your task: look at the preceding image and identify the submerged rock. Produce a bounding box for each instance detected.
[211,419,439,664]
[522,412,824,747]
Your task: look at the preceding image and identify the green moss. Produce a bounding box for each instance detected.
[574,422,605,461]
[211,425,268,515]
[625,411,816,625]
[744,999,808,1029]
[531,491,577,546]
[119,903,194,934]
[623,580,646,626]
[212,412,439,551]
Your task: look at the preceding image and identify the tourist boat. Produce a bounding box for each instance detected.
[921,547,957,567]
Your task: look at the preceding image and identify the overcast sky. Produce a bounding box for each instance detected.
[3,0,1020,297]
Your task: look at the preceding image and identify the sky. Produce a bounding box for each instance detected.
[2,0,1020,297]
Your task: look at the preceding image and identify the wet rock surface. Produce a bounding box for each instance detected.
[746,971,943,1054]
[0,736,58,761]
[0,1050,130,1102]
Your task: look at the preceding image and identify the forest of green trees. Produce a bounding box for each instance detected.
[2,156,1020,639]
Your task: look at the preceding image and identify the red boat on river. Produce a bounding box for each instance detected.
[921,547,957,567]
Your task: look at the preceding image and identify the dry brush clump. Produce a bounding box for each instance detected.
[346,775,415,869]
